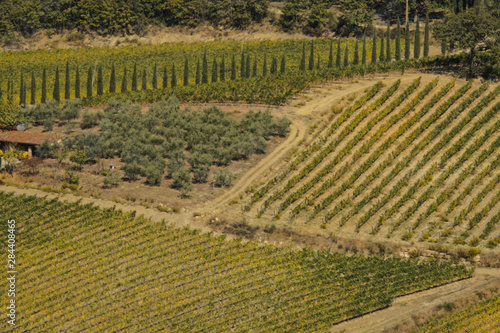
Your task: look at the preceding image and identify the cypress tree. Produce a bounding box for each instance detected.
[171,64,177,88]
[220,55,225,82]
[75,66,80,99]
[405,20,411,60]
[86,67,92,98]
[132,63,138,91]
[372,30,377,64]
[386,22,391,62]
[152,63,158,89]
[252,57,257,77]
[141,68,147,91]
[271,57,277,74]
[424,13,430,58]
[240,49,245,78]
[280,54,286,74]
[184,57,189,86]
[414,16,421,59]
[328,39,333,68]
[344,45,349,67]
[97,65,103,95]
[395,18,401,61]
[202,51,208,84]
[53,67,60,102]
[196,59,201,84]
[212,57,218,83]
[362,32,367,65]
[65,61,70,100]
[316,54,320,69]
[162,66,168,89]
[30,70,36,104]
[308,40,314,70]
[109,63,116,93]
[245,54,251,78]
[336,39,342,67]
[231,54,236,80]
[441,39,447,56]
[121,66,128,92]
[0,80,2,101]
[353,39,359,65]
[19,72,24,105]
[21,81,26,106]
[300,42,306,71]
[263,54,268,76]
[41,68,47,103]
[379,32,385,62]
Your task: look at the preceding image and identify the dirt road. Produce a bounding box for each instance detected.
[331,267,500,333]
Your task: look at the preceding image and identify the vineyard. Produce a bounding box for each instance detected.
[0,38,460,107]
[0,191,473,332]
[415,293,500,332]
[244,76,500,249]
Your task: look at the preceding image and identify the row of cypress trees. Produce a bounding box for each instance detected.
[9,15,432,105]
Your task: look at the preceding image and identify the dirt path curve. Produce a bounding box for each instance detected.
[331,267,500,333]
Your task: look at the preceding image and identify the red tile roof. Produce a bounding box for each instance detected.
[0,131,62,145]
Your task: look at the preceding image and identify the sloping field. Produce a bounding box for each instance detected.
[0,191,472,332]
[414,293,500,333]
[246,76,500,249]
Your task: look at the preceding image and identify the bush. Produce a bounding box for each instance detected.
[103,172,121,188]
[59,99,81,122]
[212,169,234,187]
[193,165,210,183]
[172,166,192,191]
[81,111,101,129]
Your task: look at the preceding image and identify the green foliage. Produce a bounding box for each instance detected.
[414,16,421,59]
[171,63,177,88]
[405,20,411,60]
[109,63,116,94]
[132,63,138,92]
[212,57,218,83]
[65,61,70,100]
[202,51,208,84]
[395,18,401,61]
[336,39,342,67]
[184,58,189,86]
[212,169,234,187]
[386,22,391,62]
[53,67,60,102]
[141,68,147,91]
[309,40,314,70]
[121,66,127,93]
[86,67,92,98]
[424,13,430,58]
[30,70,36,104]
[152,63,158,90]
[97,65,104,95]
[372,29,377,64]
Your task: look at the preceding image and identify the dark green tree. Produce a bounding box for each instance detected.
[19,72,24,106]
[280,54,286,73]
[121,66,127,93]
[212,57,218,83]
[300,42,306,70]
[30,70,36,104]
[328,39,333,68]
[240,49,245,78]
[270,56,277,74]
[424,13,430,58]
[152,63,158,89]
[196,59,201,84]
[362,32,367,65]
[395,18,401,61]
[163,66,168,89]
[86,67,92,98]
[372,30,377,63]
[252,57,257,77]
[386,22,391,62]
[353,39,359,65]
[132,63,138,91]
[65,61,70,100]
[96,65,103,95]
[202,51,208,84]
[220,55,225,82]
[171,64,177,87]
[405,20,411,60]
[441,39,447,56]
[184,57,189,86]
[21,81,26,106]
[245,54,251,78]
[379,32,385,62]
[308,40,314,70]
[109,63,116,93]
[53,67,60,102]
[231,54,236,80]
[316,54,320,69]
[336,39,342,67]
[75,66,80,99]
[344,45,349,67]
[141,68,147,91]
[414,16,421,59]
[263,54,268,76]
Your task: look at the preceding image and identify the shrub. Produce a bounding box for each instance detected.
[212,169,234,187]
[81,111,100,129]
[103,172,121,188]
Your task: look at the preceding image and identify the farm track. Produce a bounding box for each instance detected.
[331,267,500,333]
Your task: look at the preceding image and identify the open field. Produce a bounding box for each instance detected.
[237,74,500,251]
[0,191,473,331]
